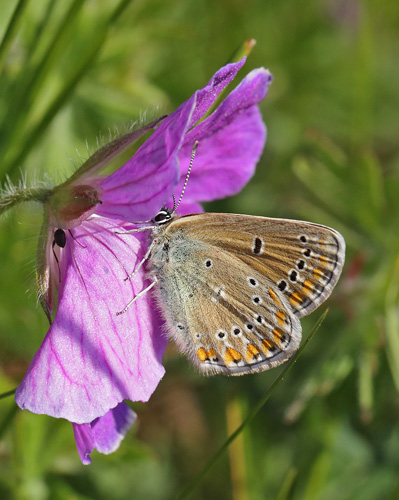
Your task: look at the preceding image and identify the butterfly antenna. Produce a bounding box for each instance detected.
[174,141,199,213]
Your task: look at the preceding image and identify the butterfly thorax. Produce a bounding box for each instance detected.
[148,208,183,271]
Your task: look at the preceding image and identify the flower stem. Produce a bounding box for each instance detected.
[175,310,328,500]
[0,181,49,216]
[0,388,16,400]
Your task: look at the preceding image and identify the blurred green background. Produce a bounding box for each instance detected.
[0,0,398,499]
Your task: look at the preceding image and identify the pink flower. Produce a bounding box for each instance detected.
[15,58,272,463]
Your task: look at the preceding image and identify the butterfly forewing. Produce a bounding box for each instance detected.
[168,214,345,319]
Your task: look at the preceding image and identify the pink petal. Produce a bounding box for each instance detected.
[91,402,136,454]
[176,68,272,203]
[73,402,136,465]
[97,59,247,223]
[73,422,93,465]
[16,217,167,424]
[97,94,196,222]
[188,58,246,128]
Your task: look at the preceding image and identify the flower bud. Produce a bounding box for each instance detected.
[48,182,103,229]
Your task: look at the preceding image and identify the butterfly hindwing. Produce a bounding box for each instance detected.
[187,250,302,375]
[150,217,306,375]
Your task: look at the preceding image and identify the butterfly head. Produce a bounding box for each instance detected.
[151,207,174,226]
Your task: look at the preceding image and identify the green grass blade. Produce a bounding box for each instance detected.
[0,0,88,170]
[6,31,107,177]
[0,0,29,71]
[22,0,59,69]
[5,0,134,177]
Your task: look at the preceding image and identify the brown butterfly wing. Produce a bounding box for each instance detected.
[151,238,302,375]
[169,213,346,319]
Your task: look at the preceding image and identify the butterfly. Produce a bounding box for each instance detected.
[140,208,345,376]
[118,144,345,376]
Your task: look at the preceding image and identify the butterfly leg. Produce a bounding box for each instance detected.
[116,276,158,316]
[124,240,155,282]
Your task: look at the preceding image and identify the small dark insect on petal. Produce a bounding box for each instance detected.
[53,228,66,248]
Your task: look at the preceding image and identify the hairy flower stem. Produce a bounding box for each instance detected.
[0,183,50,216]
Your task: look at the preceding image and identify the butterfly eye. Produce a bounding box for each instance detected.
[152,208,172,224]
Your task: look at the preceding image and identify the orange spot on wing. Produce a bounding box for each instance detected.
[313,268,326,280]
[289,291,303,306]
[272,327,285,342]
[246,344,261,361]
[225,347,243,364]
[276,310,286,327]
[262,338,278,353]
[268,288,282,306]
[197,348,208,361]
[319,255,329,265]
[197,348,217,361]
[302,279,314,294]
